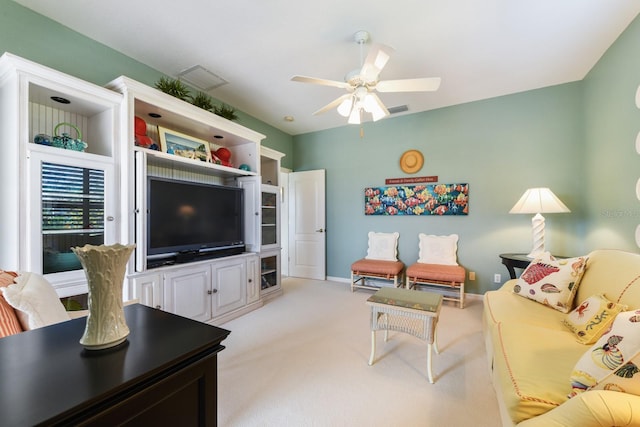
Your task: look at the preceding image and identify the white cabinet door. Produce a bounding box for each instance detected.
[246,253,260,304]
[163,264,211,322]
[238,176,260,253]
[27,151,116,297]
[212,257,247,317]
[130,273,162,310]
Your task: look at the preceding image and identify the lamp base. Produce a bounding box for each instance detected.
[528,213,546,259]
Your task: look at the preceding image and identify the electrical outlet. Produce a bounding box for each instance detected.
[468,271,476,281]
[494,273,501,283]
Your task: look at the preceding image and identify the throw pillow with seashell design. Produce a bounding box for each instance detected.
[569,310,640,397]
[512,253,588,313]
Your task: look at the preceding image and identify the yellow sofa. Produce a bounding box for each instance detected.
[483,249,640,426]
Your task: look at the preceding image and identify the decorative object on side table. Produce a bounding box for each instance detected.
[509,187,570,258]
[71,243,136,350]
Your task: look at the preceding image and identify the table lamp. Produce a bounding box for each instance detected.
[509,188,570,258]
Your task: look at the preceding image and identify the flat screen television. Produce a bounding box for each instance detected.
[147,177,245,262]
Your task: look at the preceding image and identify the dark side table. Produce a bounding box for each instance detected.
[499,253,533,279]
[0,304,230,426]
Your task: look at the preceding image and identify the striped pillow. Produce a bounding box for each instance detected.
[0,270,23,337]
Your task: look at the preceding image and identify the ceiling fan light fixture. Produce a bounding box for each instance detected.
[363,93,377,113]
[370,105,387,122]
[337,97,354,117]
[348,107,361,125]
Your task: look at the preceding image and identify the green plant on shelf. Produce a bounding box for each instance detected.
[213,103,238,121]
[154,77,239,121]
[189,91,215,112]
[154,77,190,101]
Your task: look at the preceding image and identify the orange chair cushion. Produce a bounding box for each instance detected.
[351,259,404,277]
[406,263,465,283]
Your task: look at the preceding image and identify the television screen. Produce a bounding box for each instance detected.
[147,177,244,257]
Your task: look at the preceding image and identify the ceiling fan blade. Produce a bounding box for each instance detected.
[291,75,351,90]
[376,77,441,93]
[313,94,351,115]
[360,44,395,82]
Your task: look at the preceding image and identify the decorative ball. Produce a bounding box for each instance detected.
[239,164,251,171]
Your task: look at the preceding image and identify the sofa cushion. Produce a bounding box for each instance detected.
[0,270,22,337]
[365,231,400,261]
[484,285,567,331]
[562,294,627,344]
[570,309,640,397]
[575,250,640,307]
[512,255,588,313]
[418,233,458,265]
[1,272,70,330]
[492,322,585,424]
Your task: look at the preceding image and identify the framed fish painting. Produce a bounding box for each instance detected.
[364,183,469,216]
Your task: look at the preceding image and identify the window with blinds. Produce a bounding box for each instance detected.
[42,162,105,274]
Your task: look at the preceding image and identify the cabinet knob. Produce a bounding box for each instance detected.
[316,228,325,233]
[248,279,252,283]
[208,289,218,295]
[106,216,115,221]
[155,305,161,309]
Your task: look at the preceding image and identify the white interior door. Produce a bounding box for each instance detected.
[280,169,290,277]
[288,170,326,280]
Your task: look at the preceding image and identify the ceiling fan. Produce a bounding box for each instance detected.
[291,31,441,125]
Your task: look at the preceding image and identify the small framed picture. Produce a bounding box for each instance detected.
[158,126,211,162]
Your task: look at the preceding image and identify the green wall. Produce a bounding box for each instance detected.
[583,15,640,252]
[0,0,294,169]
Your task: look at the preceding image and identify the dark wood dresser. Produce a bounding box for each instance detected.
[0,304,230,426]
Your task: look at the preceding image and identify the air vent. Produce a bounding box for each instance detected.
[388,105,409,115]
[177,65,228,91]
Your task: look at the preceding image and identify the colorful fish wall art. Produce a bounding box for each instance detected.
[364,183,469,216]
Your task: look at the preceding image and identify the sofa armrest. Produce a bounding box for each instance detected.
[498,279,517,292]
[517,390,640,427]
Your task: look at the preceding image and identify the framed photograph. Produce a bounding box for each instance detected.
[158,126,211,162]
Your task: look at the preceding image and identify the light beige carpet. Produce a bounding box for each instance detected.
[218,277,501,427]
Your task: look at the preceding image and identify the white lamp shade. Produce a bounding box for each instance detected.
[337,97,353,117]
[348,106,361,124]
[509,188,570,214]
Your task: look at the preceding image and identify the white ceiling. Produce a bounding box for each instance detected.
[14,0,640,136]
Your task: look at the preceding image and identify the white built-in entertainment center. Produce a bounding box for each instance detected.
[0,53,284,325]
